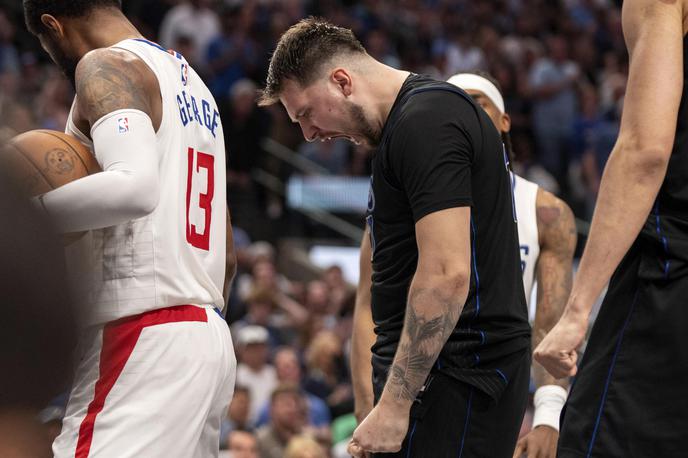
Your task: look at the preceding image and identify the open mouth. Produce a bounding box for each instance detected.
[321,134,361,146]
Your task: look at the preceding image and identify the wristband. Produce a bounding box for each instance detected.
[532,385,567,431]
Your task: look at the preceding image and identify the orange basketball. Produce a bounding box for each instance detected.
[1,129,100,197]
[1,130,101,244]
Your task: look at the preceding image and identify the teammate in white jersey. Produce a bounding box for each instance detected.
[446,73,577,458]
[23,1,236,456]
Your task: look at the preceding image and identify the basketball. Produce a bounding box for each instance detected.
[1,130,100,244]
[1,129,100,197]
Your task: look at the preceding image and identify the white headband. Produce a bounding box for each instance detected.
[446,73,505,114]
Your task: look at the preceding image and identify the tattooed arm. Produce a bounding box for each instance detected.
[380,206,470,408]
[513,190,576,458]
[37,49,163,232]
[75,48,161,130]
[532,189,576,390]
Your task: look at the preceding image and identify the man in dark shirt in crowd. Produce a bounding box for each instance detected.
[259,18,530,457]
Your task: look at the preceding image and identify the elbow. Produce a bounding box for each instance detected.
[134,189,160,216]
[444,270,470,298]
[126,177,160,217]
[618,138,672,177]
[425,267,471,300]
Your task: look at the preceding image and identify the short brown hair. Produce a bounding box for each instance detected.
[259,17,366,106]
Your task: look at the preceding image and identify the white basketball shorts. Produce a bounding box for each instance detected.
[53,304,236,458]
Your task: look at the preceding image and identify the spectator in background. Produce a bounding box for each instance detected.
[256,384,306,458]
[303,331,352,419]
[528,34,580,190]
[284,435,327,458]
[231,286,308,349]
[226,430,259,458]
[34,70,72,130]
[444,25,487,76]
[322,265,351,316]
[0,8,20,96]
[256,347,331,429]
[220,385,252,447]
[158,0,220,69]
[222,79,269,190]
[206,6,260,98]
[235,325,278,426]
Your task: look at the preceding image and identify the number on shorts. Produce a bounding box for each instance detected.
[186,147,215,250]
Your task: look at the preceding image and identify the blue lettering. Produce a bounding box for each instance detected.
[202,100,212,130]
[176,91,221,137]
[191,95,202,124]
[210,109,219,138]
[176,94,188,126]
[181,91,193,125]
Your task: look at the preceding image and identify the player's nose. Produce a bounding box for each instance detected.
[300,122,319,142]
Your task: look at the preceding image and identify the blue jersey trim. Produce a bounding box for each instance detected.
[653,201,670,279]
[586,289,639,458]
[132,38,183,60]
[470,218,481,319]
[457,387,474,458]
[406,419,418,458]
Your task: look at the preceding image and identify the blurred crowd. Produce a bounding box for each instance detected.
[0,0,630,456]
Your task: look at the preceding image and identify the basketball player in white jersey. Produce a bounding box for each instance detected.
[446,73,577,458]
[23,1,236,456]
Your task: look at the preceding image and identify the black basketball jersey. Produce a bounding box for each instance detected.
[367,74,530,401]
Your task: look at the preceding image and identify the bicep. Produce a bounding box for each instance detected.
[619,0,684,153]
[415,207,471,277]
[75,49,156,128]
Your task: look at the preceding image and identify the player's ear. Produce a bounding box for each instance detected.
[331,69,352,97]
[40,14,64,39]
[500,112,512,133]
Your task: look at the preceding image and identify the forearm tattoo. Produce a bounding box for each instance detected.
[386,287,461,402]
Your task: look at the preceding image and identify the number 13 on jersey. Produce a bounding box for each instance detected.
[186,147,215,250]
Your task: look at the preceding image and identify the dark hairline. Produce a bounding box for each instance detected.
[258,49,364,107]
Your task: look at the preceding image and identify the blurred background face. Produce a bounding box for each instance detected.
[227,430,259,458]
[274,349,301,383]
[228,389,250,425]
[271,391,302,431]
[306,280,329,313]
[239,342,269,369]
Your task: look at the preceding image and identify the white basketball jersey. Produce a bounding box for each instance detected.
[65,38,227,326]
[512,173,539,321]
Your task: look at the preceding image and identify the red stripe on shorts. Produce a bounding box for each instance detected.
[75,305,208,458]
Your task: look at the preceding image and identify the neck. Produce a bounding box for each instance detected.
[71,9,143,60]
[364,61,410,131]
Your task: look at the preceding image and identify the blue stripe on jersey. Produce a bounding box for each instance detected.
[457,387,474,458]
[653,200,671,279]
[470,218,481,319]
[406,420,418,458]
[586,289,639,458]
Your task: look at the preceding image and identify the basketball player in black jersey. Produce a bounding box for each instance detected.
[260,19,530,457]
[535,0,688,456]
